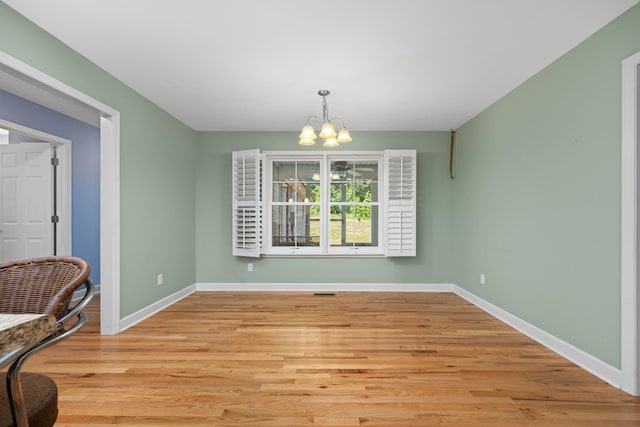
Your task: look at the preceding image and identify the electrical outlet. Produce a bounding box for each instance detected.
[480,274,486,285]
[247,263,253,272]
[157,273,164,286]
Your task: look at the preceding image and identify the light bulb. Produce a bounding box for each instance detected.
[320,122,337,139]
[323,137,339,148]
[299,125,317,140]
[299,137,316,146]
[337,128,352,143]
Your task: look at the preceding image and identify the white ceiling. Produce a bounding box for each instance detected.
[3,0,638,131]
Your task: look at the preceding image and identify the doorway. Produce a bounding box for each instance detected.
[0,50,121,336]
[0,120,71,262]
[622,51,640,396]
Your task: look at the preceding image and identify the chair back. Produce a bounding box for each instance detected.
[0,257,93,427]
[0,256,90,319]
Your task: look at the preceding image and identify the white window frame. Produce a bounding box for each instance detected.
[232,149,416,258]
[263,151,385,256]
[325,154,385,256]
[264,153,325,255]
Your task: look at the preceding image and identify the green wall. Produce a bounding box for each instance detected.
[0,2,198,317]
[195,131,452,284]
[451,4,640,368]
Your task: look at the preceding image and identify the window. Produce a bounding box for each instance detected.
[328,158,381,254]
[270,158,322,252]
[232,149,416,257]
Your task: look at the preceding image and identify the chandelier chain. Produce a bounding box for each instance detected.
[321,95,329,123]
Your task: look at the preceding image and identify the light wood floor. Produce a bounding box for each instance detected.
[20,292,640,426]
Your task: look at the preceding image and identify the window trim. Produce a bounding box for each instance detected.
[263,151,385,256]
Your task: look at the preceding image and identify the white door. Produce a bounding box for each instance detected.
[0,143,52,261]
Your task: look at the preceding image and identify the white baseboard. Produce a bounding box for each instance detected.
[453,285,621,389]
[124,282,621,391]
[119,285,196,332]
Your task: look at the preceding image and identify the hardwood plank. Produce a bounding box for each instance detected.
[15,292,640,426]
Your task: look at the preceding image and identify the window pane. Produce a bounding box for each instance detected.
[330,161,378,203]
[271,205,320,247]
[273,161,320,203]
[329,205,378,246]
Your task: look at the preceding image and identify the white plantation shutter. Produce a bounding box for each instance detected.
[232,149,261,257]
[385,149,417,256]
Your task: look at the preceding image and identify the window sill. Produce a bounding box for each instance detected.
[262,253,386,258]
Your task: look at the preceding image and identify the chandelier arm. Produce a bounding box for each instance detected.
[328,117,348,129]
[305,115,323,126]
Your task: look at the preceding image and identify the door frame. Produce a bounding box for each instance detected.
[0,50,121,335]
[0,118,71,257]
[621,50,640,395]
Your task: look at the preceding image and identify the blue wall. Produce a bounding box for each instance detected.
[0,89,100,283]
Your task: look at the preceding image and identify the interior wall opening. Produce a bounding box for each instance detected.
[0,50,121,336]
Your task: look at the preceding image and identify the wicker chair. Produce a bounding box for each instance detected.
[0,256,95,427]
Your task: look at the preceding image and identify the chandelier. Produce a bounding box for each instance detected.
[298,90,352,148]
